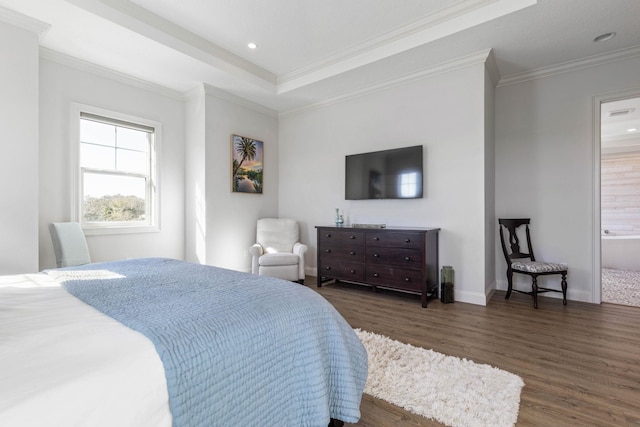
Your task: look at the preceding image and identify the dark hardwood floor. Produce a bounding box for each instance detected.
[305,277,640,427]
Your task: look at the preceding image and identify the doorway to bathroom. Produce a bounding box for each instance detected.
[600,95,640,307]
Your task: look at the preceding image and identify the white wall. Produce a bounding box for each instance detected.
[0,19,40,274]
[484,67,496,296]
[184,86,207,264]
[199,86,279,272]
[495,55,640,303]
[279,62,492,305]
[38,57,186,269]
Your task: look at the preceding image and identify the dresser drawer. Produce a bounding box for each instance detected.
[320,260,365,282]
[366,247,422,269]
[366,231,424,249]
[319,229,365,246]
[365,267,423,292]
[320,245,365,263]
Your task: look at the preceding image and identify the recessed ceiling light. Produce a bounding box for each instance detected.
[594,32,616,42]
[628,128,638,133]
[247,42,257,49]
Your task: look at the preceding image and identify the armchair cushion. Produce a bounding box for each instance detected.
[259,253,300,266]
[256,218,298,253]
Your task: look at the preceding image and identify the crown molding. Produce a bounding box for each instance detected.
[277,0,535,93]
[203,83,278,118]
[0,4,50,40]
[497,44,640,87]
[40,47,185,101]
[280,49,493,119]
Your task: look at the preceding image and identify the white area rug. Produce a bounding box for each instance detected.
[355,329,524,427]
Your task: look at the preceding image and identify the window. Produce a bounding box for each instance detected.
[399,172,418,198]
[73,105,160,234]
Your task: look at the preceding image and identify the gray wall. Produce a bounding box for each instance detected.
[279,59,493,305]
[495,55,640,303]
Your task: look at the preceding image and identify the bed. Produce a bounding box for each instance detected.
[0,257,367,426]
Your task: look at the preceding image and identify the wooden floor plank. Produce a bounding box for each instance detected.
[305,278,640,427]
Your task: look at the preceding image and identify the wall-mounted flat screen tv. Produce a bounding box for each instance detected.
[345,145,423,200]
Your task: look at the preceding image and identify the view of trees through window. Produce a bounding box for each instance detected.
[80,113,153,225]
[84,194,145,222]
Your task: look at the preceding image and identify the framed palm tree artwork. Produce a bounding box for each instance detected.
[231,134,263,193]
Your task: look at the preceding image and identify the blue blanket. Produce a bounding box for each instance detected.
[46,258,367,427]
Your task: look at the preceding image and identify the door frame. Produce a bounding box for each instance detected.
[592,87,640,304]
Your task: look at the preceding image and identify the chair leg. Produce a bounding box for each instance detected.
[505,269,513,299]
[561,274,568,305]
[532,276,539,309]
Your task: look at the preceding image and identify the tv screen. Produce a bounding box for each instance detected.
[345,145,423,200]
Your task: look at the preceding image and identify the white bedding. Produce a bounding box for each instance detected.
[0,273,172,427]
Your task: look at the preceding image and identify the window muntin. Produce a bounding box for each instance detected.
[76,108,158,232]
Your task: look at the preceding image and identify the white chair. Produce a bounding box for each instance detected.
[49,222,92,268]
[249,218,307,283]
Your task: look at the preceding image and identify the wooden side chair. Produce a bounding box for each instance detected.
[498,218,568,308]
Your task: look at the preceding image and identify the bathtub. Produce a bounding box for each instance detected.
[601,234,640,271]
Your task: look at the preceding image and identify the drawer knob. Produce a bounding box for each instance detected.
[373,273,379,278]
[350,235,356,239]
[405,238,411,243]
[374,237,379,241]
[325,266,331,270]
[349,251,355,255]
[325,249,331,253]
[404,256,411,261]
[350,270,356,274]
[325,234,331,238]
[373,253,379,258]
[404,277,411,282]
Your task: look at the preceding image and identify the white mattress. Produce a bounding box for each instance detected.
[0,273,172,427]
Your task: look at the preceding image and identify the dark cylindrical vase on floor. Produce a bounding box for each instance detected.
[440,266,455,304]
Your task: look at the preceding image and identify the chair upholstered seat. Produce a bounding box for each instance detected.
[511,261,568,274]
[259,252,300,266]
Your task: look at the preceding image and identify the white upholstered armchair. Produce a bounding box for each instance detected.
[249,218,307,283]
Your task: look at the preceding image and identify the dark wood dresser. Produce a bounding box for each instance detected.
[315,226,440,307]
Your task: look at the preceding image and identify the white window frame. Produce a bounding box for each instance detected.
[70,103,161,235]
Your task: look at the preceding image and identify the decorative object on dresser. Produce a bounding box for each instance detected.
[316,225,440,307]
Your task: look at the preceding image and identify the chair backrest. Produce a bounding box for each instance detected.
[256,218,299,253]
[49,222,92,268]
[498,218,536,264]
